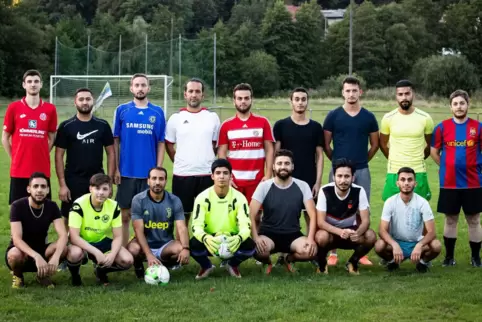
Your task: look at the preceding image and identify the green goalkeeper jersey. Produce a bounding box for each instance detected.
[191,187,251,242]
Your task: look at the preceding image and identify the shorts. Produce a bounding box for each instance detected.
[9,177,52,205]
[259,229,304,254]
[151,240,174,259]
[330,167,371,202]
[172,175,213,213]
[382,172,431,201]
[61,177,90,218]
[437,188,482,215]
[237,182,260,204]
[116,177,148,209]
[395,239,417,259]
[87,238,113,263]
[5,243,50,272]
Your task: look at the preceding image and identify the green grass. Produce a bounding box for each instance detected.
[1,99,482,321]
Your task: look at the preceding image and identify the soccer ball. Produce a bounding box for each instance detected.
[144,264,170,285]
[216,234,233,260]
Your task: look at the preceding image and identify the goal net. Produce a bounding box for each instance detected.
[50,75,174,119]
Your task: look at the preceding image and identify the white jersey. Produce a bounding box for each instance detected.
[166,108,220,176]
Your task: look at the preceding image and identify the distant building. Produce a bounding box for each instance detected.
[285,5,346,28]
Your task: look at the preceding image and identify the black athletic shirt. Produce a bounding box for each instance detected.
[273,117,324,187]
[8,197,61,251]
[55,115,114,179]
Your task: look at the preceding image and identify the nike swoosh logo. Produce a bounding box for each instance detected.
[77,130,99,140]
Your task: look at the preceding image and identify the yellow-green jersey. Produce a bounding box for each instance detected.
[381,108,434,173]
[191,187,251,243]
[68,193,122,243]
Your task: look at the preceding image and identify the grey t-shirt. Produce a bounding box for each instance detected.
[381,193,434,242]
[252,178,312,234]
[131,190,185,248]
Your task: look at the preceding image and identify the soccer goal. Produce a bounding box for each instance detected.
[50,75,174,118]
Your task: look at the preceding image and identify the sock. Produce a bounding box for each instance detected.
[348,254,359,264]
[192,256,212,270]
[12,269,24,279]
[67,260,81,276]
[317,249,328,268]
[133,257,144,270]
[469,241,481,260]
[444,236,457,259]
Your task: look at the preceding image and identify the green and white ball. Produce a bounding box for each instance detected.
[144,264,170,285]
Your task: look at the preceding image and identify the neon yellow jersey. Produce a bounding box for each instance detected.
[381,108,434,173]
[191,187,251,242]
[68,193,122,243]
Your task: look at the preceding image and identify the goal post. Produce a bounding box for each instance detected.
[50,75,174,119]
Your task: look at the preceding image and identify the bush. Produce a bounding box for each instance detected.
[239,51,280,98]
[412,54,479,98]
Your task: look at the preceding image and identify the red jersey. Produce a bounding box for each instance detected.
[3,98,57,178]
[218,113,274,187]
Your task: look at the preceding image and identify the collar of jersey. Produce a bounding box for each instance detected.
[128,100,154,109]
[89,194,104,213]
[148,190,166,203]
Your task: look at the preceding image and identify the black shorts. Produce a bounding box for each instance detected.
[437,188,482,215]
[259,230,304,254]
[61,177,90,218]
[87,238,113,263]
[328,226,361,250]
[5,243,50,272]
[172,175,213,213]
[116,177,148,209]
[9,177,52,205]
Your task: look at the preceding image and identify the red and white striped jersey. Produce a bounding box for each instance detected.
[218,113,274,187]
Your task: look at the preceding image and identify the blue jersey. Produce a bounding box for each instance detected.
[113,101,165,178]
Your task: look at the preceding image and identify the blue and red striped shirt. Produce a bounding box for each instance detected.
[431,118,482,189]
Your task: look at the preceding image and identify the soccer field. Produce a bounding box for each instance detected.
[1,99,482,321]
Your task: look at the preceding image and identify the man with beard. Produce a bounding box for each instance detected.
[218,83,274,228]
[127,167,190,279]
[166,78,220,231]
[431,90,482,267]
[380,80,434,202]
[315,158,377,275]
[322,76,379,266]
[251,149,318,274]
[6,172,69,288]
[2,70,58,204]
[55,88,115,225]
[375,167,441,272]
[113,73,166,245]
[68,174,134,286]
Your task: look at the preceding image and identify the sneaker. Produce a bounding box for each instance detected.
[263,263,273,275]
[219,260,228,268]
[57,260,68,272]
[345,261,359,275]
[284,260,296,273]
[195,265,215,280]
[169,264,182,271]
[36,275,55,289]
[442,257,456,267]
[359,256,373,266]
[255,260,263,266]
[386,261,400,272]
[416,261,429,273]
[11,275,25,289]
[471,257,482,267]
[95,267,109,286]
[226,264,242,278]
[327,254,338,266]
[275,255,286,267]
[311,260,320,268]
[379,258,388,266]
[316,264,328,275]
[71,274,82,286]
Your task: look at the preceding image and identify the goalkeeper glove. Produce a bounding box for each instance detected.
[202,234,221,255]
[226,235,242,253]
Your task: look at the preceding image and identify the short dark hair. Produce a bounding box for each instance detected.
[332,158,355,176]
[290,87,309,100]
[449,89,470,105]
[342,76,360,88]
[397,167,415,179]
[211,159,232,174]
[89,173,112,188]
[274,149,294,163]
[74,87,93,97]
[29,172,48,185]
[233,83,253,98]
[23,70,42,82]
[148,166,168,178]
[395,79,413,89]
[131,73,149,85]
[184,78,205,93]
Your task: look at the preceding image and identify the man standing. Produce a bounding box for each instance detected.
[55,88,115,223]
[2,70,57,204]
[190,159,255,279]
[323,76,379,266]
[375,167,441,272]
[431,90,482,267]
[113,73,166,245]
[380,80,434,202]
[6,172,69,288]
[250,150,318,274]
[127,167,190,278]
[315,159,377,275]
[166,78,220,228]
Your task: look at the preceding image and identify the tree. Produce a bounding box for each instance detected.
[186,0,219,35]
[228,0,274,29]
[239,51,280,97]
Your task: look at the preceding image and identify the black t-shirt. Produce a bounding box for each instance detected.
[55,116,114,179]
[273,117,324,187]
[9,197,62,251]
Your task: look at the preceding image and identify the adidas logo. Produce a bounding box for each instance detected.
[138,111,144,115]
[183,120,189,124]
[242,124,248,128]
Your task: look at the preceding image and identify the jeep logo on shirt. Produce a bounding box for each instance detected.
[144,220,169,230]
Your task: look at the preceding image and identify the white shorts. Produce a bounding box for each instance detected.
[150,240,174,259]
